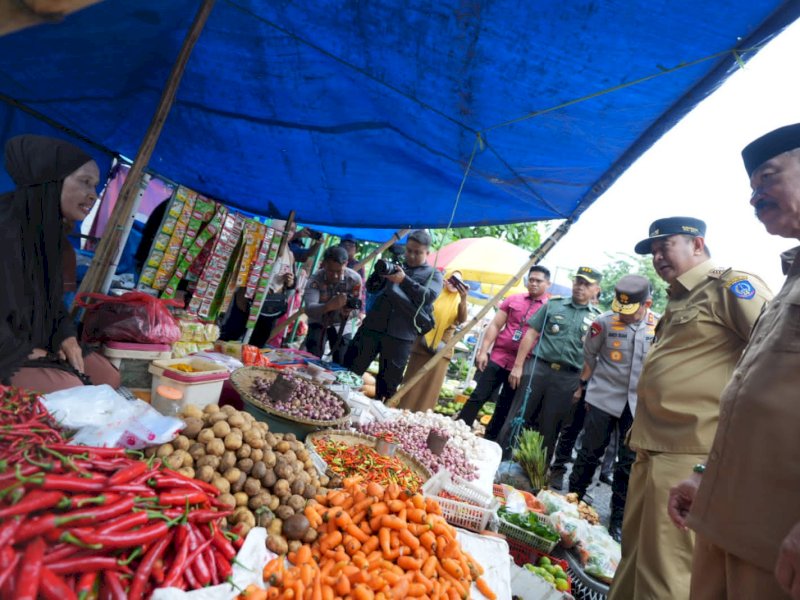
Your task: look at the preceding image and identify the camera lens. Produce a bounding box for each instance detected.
[375,259,396,276]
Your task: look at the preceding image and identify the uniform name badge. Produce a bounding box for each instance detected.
[512,329,523,342]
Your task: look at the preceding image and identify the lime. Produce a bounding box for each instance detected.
[555,579,570,592]
[538,556,551,567]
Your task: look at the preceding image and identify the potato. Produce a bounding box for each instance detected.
[287,494,305,513]
[196,455,220,469]
[223,468,242,484]
[232,472,247,494]
[156,444,174,458]
[261,469,277,489]
[256,509,274,528]
[243,430,264,450]
[237,458,254,474]
[208,412,228,425]
[288,540,303,553]
[282,450,297,464]
[181,417,204,439]
[217,493,236,508]
[177,466,195,479]
[172,435,191,451]
[212,476,230,494]
[197,428,215,445]
[266,534,288,556]
[203,404,220,414]
[188,443,206,461]
[196,465,216,483]
[243,477,261,496]
[284,433,297,442]
[231,507,256,528]
[273,479,291,498]
[224,432,243,451]
[275,441,290,454]
[144,446,157,458]
[290,479,305,497]
[268,495,280,512]
[248,491,270,511]
[212,421,231,438]
[236,444,252,460]
[251,462,267,480]
[180,405,204,420]
[206,438,225,457]
[264,433,277,448]
[319,474,330,487]
[296,449,309,462]
[262,450,276,468]
[227,413,245,428]
[267,519,283,537]
[250,449,263,462]
[274,462,293,481]
[220,404,237,415]
[303,485,317,500]
[234,492,249,507]
[302,527,318,544]
[220,451,237,472]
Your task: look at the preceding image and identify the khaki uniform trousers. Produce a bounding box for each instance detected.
[690,535,789,600]
[609,450,705,600]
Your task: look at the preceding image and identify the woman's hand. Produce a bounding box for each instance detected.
[508,364,523,389]
[27,348,48,360]
[59,337,84,374]
[283,272,295,288]
[667,472,702,530]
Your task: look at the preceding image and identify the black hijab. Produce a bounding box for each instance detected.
[0,135,92,378]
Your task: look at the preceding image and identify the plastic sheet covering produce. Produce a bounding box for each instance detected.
[455,528,513,600]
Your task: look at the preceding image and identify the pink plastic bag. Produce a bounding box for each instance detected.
[77,292,182,344]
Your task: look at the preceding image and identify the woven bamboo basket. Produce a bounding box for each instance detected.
[230,366,350,439]
[306,429,431,490]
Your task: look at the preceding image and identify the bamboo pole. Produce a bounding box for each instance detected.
[386,220,574,408]
[75,0,216,304]
[268,228,411,344]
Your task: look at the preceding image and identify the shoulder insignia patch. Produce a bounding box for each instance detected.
[548,295,563,300]
[590,321,603,338]
[727,277,756,300]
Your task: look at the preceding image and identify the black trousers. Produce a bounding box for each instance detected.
[456,359,516,441]
[551,397,587,472]
[567,403,635,524]
[343,328,413,401]
[496,359,580,461]
[304,322,351,365]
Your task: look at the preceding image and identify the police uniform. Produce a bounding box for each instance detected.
[685,125,800,599]
[497,268,602,461]
[568,275,659,538]
[609,218,772,600]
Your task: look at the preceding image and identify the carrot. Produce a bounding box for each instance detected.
[380,515,406,531]
[441,558,463,579]
[406,582,428,597]
[421,555,438,579]
[410,494,426,510]
[390,575,410,597]
[296,545,312,565]
[368,503,389,518]
[335,574,351,596]
[305,505,323,529]
[407,508,428,524]
[346,522,370,543]
[399,527,420,550]
[378,527,392,557]
[352,583,375,600]
[366,482,384,497]
[388,499,405,513]
[319,530,343,554]
[475,576,496,600]
[397,556,422,571]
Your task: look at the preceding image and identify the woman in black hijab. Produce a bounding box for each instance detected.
[0,134,120,392]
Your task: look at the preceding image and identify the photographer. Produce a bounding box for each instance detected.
[303,246,363,364]
[344,230,443,401]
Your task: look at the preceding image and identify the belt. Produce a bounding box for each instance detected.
[545,362,580,373]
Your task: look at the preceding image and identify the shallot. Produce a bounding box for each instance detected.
[251,373,346,422]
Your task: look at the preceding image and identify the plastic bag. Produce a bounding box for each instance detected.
[41,384,183,449]
[77,291,182,344]
[536,489,578,516]
[549,510,590,548]
[192,351,244,372]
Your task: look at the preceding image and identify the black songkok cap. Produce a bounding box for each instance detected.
[742,123,800,177]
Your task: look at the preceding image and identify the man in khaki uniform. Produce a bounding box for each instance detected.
[609,217,771,600]
[668,124,800,600]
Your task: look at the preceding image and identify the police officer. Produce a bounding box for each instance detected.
[609,217,772,600]
[568,275,658,542]
[502,266,602,466]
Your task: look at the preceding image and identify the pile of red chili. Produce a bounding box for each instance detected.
[310,437,423,491]
[0,385,238,599]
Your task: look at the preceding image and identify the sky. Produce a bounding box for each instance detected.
[540,18,800,293]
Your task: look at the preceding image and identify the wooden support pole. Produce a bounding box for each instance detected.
[75,0,216,304]
[386,220,573,408]
[267,228,411,344]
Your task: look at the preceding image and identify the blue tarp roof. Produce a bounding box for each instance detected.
[1,1,797,230]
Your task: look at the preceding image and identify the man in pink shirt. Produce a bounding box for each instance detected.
[457,265,550,440]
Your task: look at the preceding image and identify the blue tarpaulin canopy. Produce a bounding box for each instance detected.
[1,1,797,231]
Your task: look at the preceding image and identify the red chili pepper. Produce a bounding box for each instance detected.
[96,511,150,534]
[205,544,219,584]
[212,547,233,581]
[37,473,108,492]
[46,556,133,575]
[76,571,97,600]
[15,535,46,600]
[158,469,220,496]
[158,490,210,506]
[13,512,87,544]
[162,525,190,588]
[108,462,148,487]
[0,516,21,547]
[127,531,173,600]
[77,521,169,549]
[42,544,85,565]
[211,523,236,560]
[43,444,126,457]
[151,557,165,584]
[39,566,77,600]
[65,496,136,526]
[186,532,213,586]
[103,570,127,600]
[58,493,119,510]
[0,553,20,591]
[0,490,63,518]
[106,484,156,495]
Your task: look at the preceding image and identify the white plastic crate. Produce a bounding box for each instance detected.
[498,511,559,554]
[422,470,498,532]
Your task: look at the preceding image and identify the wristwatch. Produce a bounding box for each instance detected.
[693,463,706,474]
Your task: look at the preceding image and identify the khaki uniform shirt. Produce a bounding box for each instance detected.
[584,310,658,418]
[689,247,800,572]
[528,296,601,370]
[629,261,771,453]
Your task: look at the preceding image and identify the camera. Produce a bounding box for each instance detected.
[307,229,323,241]
[374,258,401,276]
[345,296,363,310]
[448,274,469,292]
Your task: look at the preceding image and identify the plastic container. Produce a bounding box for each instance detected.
[498,511,559,555]
[421,470,498,532]
[102,342,172,391]
[148,357,229,410]
[152,385,184,417]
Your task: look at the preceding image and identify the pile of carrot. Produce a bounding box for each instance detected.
[239,477,496,600]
